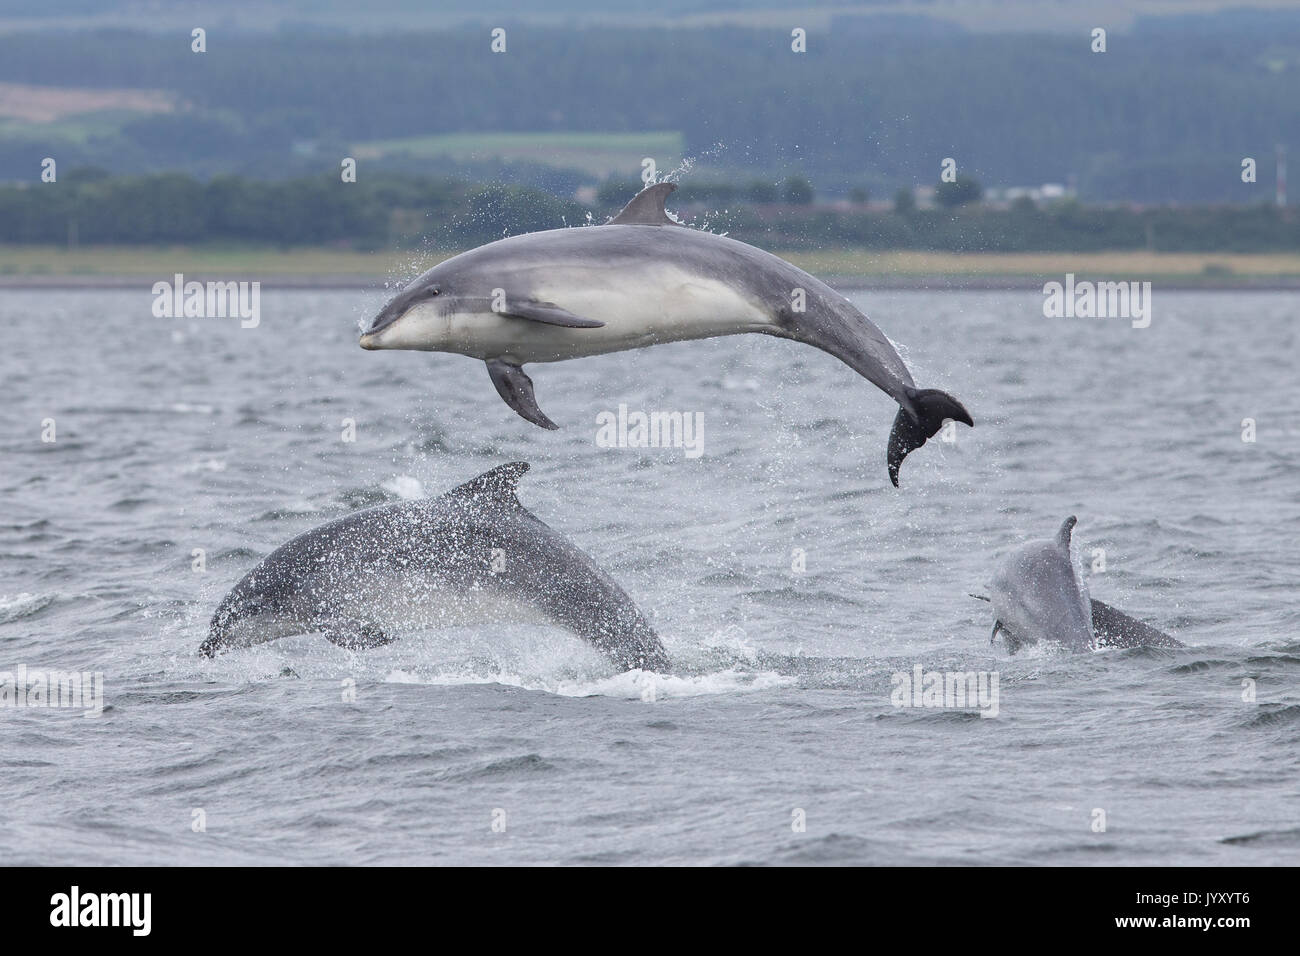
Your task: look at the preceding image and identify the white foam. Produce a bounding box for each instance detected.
[381,474,425,500]
[0,593,54,624]
[382,665,794,699]
[183,458,227,474]
[555,667,794,699]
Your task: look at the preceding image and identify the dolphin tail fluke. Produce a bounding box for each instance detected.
[887,387,973,487]
[487,359,560,430]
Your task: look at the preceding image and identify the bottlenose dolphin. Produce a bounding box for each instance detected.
[979,516,1182,653]
[360,183,972,486]
[201,462,669,671]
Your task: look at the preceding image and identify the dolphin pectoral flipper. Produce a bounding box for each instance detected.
[486,359,560,430]
[321,619,391,651]
[500,299,605,328]
[887,387,975,487]
[1090,599,1182,649]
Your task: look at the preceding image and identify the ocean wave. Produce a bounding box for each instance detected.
[383,665,795,699]
[0,593,54,624]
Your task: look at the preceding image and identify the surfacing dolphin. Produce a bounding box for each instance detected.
[978,516,1182,653]
[201,462,669,671]
[360,183,973,486]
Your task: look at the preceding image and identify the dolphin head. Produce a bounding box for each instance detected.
[201,593,250,657]
[201,574,298,657]
[988,516,1095,652]
[201,585,266,657]
[360,263,469,351]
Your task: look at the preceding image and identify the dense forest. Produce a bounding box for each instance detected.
[0,13,1297,201]
[3,170,1295,252]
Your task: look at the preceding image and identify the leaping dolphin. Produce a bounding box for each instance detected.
[978,516,1182,653]
[201,462,670,671]
[360,183,973,486]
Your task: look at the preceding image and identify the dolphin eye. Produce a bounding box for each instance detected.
[427,287,441,297]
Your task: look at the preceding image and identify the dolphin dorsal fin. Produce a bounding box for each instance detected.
[1056,515,1078,549]
[610,182,683,227]
[446,462,530,508]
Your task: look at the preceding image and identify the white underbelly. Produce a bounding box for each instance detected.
[453,268,775,363]
[360,579,550,631]
[227,580,552,647]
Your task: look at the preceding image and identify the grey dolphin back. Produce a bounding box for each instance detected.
[366,180,974,485]
[518,545,669,671]
[443,461,669,669]
[444,462,668,669]
[473,461,668,670]
[445,460,531,507]
[610,182,685,226]
[976,515,1183,654]
[1090,600,1182,649]
[1053,514,1181,648]
[202,461,671,671]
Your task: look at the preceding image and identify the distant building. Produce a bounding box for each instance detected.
[985,182,1073,207]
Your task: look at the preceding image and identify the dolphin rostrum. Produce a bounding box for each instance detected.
[978,516,1182,653]
[360,183,973,486]
[201,462,670,671]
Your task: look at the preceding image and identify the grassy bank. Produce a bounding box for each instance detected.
[0,244,408,277]
[786,249,1300,278]
[352,131,684,178]
[3,245,1300,285]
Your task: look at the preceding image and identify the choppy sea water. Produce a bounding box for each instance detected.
[1,286,1296,865]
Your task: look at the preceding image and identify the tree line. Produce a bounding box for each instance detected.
[2,170,1297,252]
[0,16,1297,201]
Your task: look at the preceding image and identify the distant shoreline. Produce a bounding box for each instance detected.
[3,246,1299,291]
[5,274,1300,292]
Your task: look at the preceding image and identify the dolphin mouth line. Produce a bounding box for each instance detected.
[362,314,398,339]
[361,304,407,345]
[363,293,412,339]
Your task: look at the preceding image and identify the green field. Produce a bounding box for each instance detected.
[0,109,158,143]
[0,244,406,277]
[353,130,684,177]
